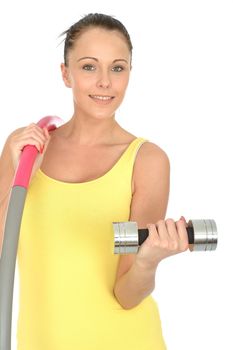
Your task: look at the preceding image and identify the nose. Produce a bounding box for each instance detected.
[96,69,112,89]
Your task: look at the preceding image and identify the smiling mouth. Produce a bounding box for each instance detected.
[89,95,115,105]
[89,95,115,100]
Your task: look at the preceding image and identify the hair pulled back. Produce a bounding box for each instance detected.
[59,13,133,66]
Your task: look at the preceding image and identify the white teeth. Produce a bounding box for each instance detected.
[91,95,113,100]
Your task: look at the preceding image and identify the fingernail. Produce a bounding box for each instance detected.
[180,216,186,221]
[40,145,44,154]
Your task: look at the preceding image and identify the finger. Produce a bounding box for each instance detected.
[165,218,180,250]
[23,127,47,148]
[165,218,178,240]
[13,136,41,153]
[176,219,189,251]
[26,123,46,137]
[18,133,47,153]
[42,132,51,153]
[180,216,188,227]
[42,127,51,140]
[156,220,169,247]
[146,224,160,244]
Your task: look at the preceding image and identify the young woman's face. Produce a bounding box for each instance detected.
[61,27,131,119]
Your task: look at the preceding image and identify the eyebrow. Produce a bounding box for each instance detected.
[76,56,128,64]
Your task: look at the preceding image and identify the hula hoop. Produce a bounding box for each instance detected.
[0,116,64,349]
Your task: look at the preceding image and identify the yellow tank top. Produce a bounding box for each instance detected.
[16,137,167,350]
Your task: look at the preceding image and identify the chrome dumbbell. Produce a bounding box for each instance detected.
[113,219,218,254]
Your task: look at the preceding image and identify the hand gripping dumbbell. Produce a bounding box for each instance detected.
[113,219,218,254]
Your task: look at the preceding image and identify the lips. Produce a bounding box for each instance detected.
[89,95,115,100]
[89,94,115,105]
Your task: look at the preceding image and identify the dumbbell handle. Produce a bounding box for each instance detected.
[113,219,218,254]
[138,226,194,244]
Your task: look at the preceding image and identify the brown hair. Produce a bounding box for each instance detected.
[58,13,133,66]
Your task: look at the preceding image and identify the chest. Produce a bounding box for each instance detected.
[40,143,136,193]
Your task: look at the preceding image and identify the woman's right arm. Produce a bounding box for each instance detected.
[0,124,50,257]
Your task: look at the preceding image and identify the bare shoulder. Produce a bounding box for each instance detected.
[1,127,25,157]
[0,126,26,175]
[114,142,170,286]
[7,126,25,140]
[133,141,170,191]
[137,141,169,163]
[10,126,25,135]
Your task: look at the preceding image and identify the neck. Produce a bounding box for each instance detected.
[61,112,119,146]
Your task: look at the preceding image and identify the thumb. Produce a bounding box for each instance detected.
[42,127,51,153]
[43,126,51,139]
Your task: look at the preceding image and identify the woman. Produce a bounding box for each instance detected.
[0,13,188,350]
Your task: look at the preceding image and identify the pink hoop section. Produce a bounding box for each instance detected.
[13,116,64,188]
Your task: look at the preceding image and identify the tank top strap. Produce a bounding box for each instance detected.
[122,137,149,169]
[17,134,166,349]
[33,137,149,190]
[109,136,149,190]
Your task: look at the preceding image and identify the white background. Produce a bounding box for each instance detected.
[0,0,232,349]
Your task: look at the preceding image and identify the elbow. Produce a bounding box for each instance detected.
[113,287,132,310]
[113,286,155,310]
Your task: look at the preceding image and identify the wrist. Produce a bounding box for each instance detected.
[135,255,160,272]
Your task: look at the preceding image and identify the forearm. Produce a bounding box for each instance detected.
[113,258,158,310]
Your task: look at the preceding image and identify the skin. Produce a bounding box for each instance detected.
[58,27,188,270]
[59,27,133,145]
[0,26,188,265]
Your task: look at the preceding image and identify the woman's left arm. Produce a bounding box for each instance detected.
[113,142,188,309]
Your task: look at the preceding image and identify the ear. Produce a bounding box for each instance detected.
[60,63,72,88]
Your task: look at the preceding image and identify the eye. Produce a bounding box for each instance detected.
[82,64,95,71]
[112,66,124,72]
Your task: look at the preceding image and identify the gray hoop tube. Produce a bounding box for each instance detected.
[0,116,64,350]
